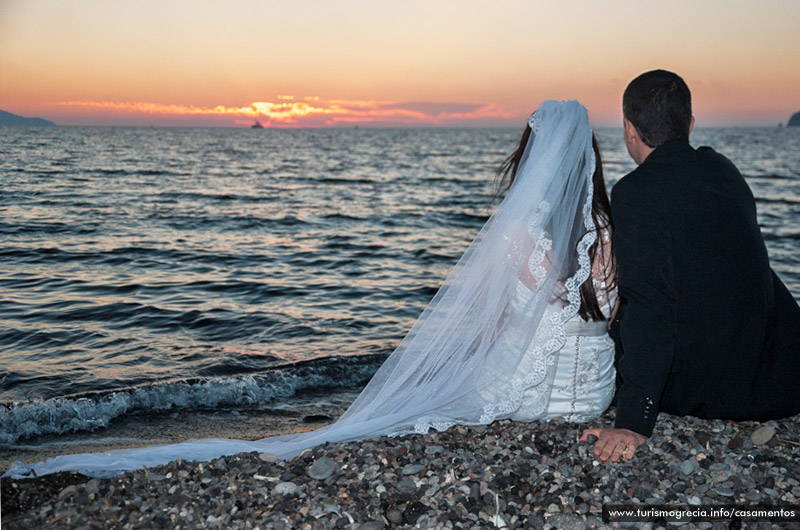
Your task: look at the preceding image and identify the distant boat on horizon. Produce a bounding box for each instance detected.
[251,119,264,129]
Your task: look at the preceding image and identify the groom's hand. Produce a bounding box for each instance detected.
[579,428,646,462]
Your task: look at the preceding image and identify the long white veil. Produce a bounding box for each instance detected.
[4,100,597,479]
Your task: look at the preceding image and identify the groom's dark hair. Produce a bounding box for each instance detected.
[623,69,692,148]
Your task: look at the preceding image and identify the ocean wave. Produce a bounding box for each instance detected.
[0,221,99,236]
[93,168,191,177]
[0,246,260,268]
[0,354,384,445]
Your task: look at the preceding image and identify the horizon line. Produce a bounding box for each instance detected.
[4,122,794,129]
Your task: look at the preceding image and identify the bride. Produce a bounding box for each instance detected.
[4,100,617,479]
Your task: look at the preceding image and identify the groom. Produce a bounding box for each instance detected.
[581,69,800,462]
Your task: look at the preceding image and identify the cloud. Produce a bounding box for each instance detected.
[380,101,483,116]
[55,97,519,126]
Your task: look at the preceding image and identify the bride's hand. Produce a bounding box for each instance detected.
[579,428,646,462]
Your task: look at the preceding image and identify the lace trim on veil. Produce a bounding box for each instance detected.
[412,148,597,434]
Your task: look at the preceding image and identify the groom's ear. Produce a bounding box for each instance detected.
[623,118,638,143]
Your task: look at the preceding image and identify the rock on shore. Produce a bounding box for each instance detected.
[2,409,800,529]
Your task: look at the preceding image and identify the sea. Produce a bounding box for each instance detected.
[1,125,798,456]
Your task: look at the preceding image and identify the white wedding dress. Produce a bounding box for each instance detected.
[539,295,616,422]
[496,227,617,424]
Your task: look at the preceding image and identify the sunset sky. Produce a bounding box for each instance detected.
[1,0,798,127]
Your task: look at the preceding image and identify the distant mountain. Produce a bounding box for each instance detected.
[788,111,800,127]
[0,110,56,126]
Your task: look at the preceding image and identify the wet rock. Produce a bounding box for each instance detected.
[302,414,333,423]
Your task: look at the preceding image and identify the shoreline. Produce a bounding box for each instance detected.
[0,388,362,473]
[3,409,800,529]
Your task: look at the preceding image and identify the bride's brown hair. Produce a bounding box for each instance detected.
[493,125,617,321]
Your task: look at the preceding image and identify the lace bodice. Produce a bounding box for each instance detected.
[513,225,616,321]
[509,225,617,423]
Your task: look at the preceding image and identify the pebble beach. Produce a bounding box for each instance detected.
[3,409,800,529]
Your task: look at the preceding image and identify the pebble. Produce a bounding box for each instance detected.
[424,445,444,455]
[727,435,743,450]
[396,479,416,494]
[307,456,338,480]
[385,509,403,524]
[57,485,78,500]
[401,464,424,475]
[358,521,385,530]
[746,490,762,503]
[712,487,734,497]
[546,513,587,530]
[273,482,302,495]
[84,479,100,495]
[680,459,694,475]
[751,425,776,445]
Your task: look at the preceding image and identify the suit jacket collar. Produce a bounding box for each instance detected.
[640,139,693,166]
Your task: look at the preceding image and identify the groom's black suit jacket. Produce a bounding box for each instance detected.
[609,139,800,437]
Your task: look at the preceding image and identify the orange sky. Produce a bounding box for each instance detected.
[1,0,798,127]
